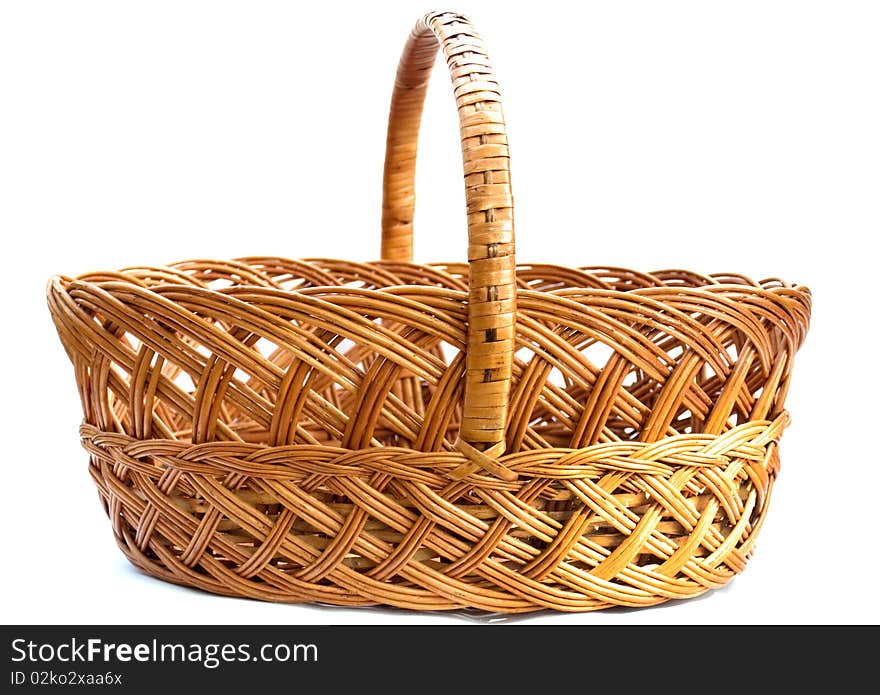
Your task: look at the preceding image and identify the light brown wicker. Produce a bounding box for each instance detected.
[47,11,811,612]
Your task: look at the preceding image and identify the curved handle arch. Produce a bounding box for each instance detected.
[381,12,516,478]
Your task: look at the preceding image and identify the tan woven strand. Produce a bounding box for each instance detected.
[45,11,812,613]
[382,11,516,464]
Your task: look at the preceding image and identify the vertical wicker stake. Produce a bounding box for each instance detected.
[382,12,517,481]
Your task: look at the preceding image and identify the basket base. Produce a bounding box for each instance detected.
[82,419,780,614]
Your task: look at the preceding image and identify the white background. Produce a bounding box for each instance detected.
[1,0,878,625]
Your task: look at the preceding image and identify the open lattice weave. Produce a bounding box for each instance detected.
[48,260,809,612]
[47,12,811,612]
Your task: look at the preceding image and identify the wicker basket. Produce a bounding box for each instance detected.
[47,11,811,613]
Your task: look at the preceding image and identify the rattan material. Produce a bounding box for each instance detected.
[47,11,811,612]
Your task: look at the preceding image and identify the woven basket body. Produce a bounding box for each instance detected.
[47,12,810,613]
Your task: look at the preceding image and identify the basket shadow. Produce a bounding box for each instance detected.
[120,560,726,624]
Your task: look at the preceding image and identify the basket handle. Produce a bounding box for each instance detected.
[381,11,517,481]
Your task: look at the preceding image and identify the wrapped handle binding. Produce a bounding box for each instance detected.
[381,12,516,480]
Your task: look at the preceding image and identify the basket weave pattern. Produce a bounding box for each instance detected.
[47,12,810,612]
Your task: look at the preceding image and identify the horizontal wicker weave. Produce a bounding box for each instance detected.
[47,11,811,612]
